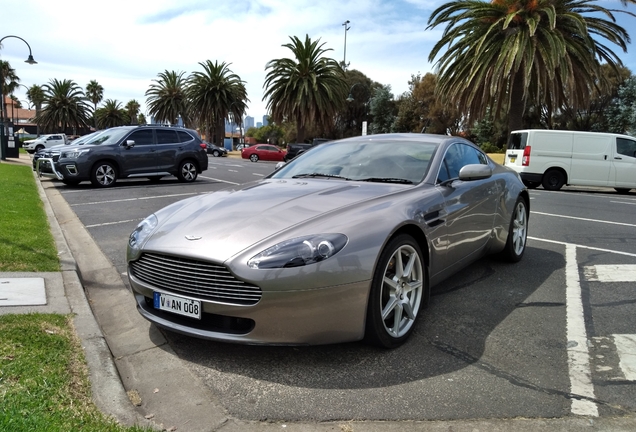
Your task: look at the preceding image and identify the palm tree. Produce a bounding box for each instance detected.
[95,99,127,128]
[263,35,348,143]
[36,79,91,133]
[145,70,190,126]
[427,0,634,133]
[85,80,104,130]
[187,60,248,145]
[26,84,45,136]
[1,60,20,122]
[125,99,141,125]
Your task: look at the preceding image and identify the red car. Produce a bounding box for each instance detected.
[242,144,287,162]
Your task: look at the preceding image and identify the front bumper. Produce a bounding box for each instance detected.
[129,269,371,345]
[36,157,64,180]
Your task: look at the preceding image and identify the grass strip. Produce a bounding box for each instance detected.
[0,163,59,271]
[0,313,149,431]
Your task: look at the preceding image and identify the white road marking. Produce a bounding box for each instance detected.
[565,244,598,416]
[583,265,636,282]
[253,173,265,177]
[199,175,240,185]
[229,169,238,172]
[70,192,198,206]
[85,218,144,228]
[610,201,636,205]
[531,211,636,228]
[613,335,636,381]
[528,237,636,258]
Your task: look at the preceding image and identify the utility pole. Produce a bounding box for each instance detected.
[342,20,350,70]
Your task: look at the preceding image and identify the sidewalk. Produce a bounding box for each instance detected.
[2,152,635,431]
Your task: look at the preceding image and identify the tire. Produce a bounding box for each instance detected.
[499,197,528,262]
[615,188,631,195]
[177,160,198,182]
[522,180,540,189]
[90,161,117,187]
[147,176,163,182]
[542,169,565,191]
[212,150,220,157]
[62,179,81,186]
[249,154,259,162]
[364,234,426,349]
[35,145,44,152]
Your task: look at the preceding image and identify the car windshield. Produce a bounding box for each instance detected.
[68,130,104,146]
[271,138,437,184]
[84,128,132,146]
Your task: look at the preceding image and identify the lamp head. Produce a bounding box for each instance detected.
[25,54,37,65]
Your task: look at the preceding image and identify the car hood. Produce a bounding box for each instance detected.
[142,179,414,262]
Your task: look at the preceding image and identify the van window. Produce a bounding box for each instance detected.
[507,132,527,150]
[616,138,636,159]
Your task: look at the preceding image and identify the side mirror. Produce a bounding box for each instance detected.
[458,164,492,181]
[125,140,136,148]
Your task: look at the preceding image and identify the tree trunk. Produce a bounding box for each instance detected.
[508,71,526,134]
[215,116,225,147]
[296,121,306,144]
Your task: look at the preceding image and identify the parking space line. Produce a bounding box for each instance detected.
[253,173,264,177]
[528,237,636,258]
[613,335,636,381]
[85,218,144,228]
[583,265,636,282]
[199,175,240,185]
[565,244,598,416]
[70,192,199,207]
[531,211,636,228]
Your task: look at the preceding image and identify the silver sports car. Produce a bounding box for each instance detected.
[127,133,529,348]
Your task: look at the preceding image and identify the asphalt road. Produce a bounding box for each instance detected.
[44,156,636,422]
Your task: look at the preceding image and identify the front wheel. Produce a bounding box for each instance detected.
[177,160,198,182]
[249,154,259,162]
[212,150,220,157]
[499,197,528,262]
[364,234,426,349]
[90,161,117,187]
[542,169,565,191]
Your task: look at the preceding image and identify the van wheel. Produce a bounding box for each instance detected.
[91,162,117,187]
[615,188,631,195]
[542,169,565,191]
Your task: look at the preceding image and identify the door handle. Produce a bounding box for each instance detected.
[614,157,622,160]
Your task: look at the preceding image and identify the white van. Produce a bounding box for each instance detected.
[504,129,636,193]
[23,134,68,153]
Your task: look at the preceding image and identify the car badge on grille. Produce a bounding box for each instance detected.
[185,235,202,241]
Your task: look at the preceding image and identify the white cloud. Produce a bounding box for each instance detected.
[2,0,635,122]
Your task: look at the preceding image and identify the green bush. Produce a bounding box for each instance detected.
[479,142,505,153]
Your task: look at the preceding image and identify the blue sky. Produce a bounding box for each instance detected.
[1,0,635,122]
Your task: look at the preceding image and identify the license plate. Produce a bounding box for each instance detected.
[153,292,201,319]
[509,157,516,163]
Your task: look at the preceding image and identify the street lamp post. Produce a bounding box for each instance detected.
[0,35,37,161]
[342,20,350,70]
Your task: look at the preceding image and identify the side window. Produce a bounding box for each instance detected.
[127,130,154,145]
[437,143,487,183]
[156,129,178,145]
[616,138,636,159]
[177,131,194,143]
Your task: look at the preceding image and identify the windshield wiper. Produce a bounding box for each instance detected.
[358,177,413,184]
[292,173,351,180]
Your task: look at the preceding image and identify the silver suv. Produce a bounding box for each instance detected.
[37,126,208,187]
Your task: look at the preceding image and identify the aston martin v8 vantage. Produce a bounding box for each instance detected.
[127,133,529,348]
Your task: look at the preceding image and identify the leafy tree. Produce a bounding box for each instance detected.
[36,79,91,133]
[125,99,141,125]
[138,113,147,125]
[85,80,104,129]
[1,60,20,122]
[607,76,636,134]
[95,99,127,128]
[145,70,190,126]
[187,60,248,146]
[337,69,381,138]
[427,0,634,134]
[264,35,348,143]
[368,85,396,134]
[26,84,45,136]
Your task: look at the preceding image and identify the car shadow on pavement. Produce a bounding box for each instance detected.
[161,246,564,390]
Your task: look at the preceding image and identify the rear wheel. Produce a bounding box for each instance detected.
[90,161,117,187]
[212,150,220,157]
[615,188,631,195]
[542,169,565,191]
[250,154,259,162]
[177,160,198,182]
[364,234,425,348]
[499,197,528,262]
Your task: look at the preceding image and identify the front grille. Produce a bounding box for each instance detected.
[130,253,262,305]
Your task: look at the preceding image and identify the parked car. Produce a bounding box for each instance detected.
[37,125,208,187]
[241,144,286,162]
[285,138,331,161]
[235,143,251,151]
[505,129,636,193]
[127,133,529,348]
[24,134,68,153]
[33,130,105,171]
[205,142,228,157]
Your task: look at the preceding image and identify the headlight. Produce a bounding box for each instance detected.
[247,234,348,269]
[61,149,90,159]
[128,214,158,253]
